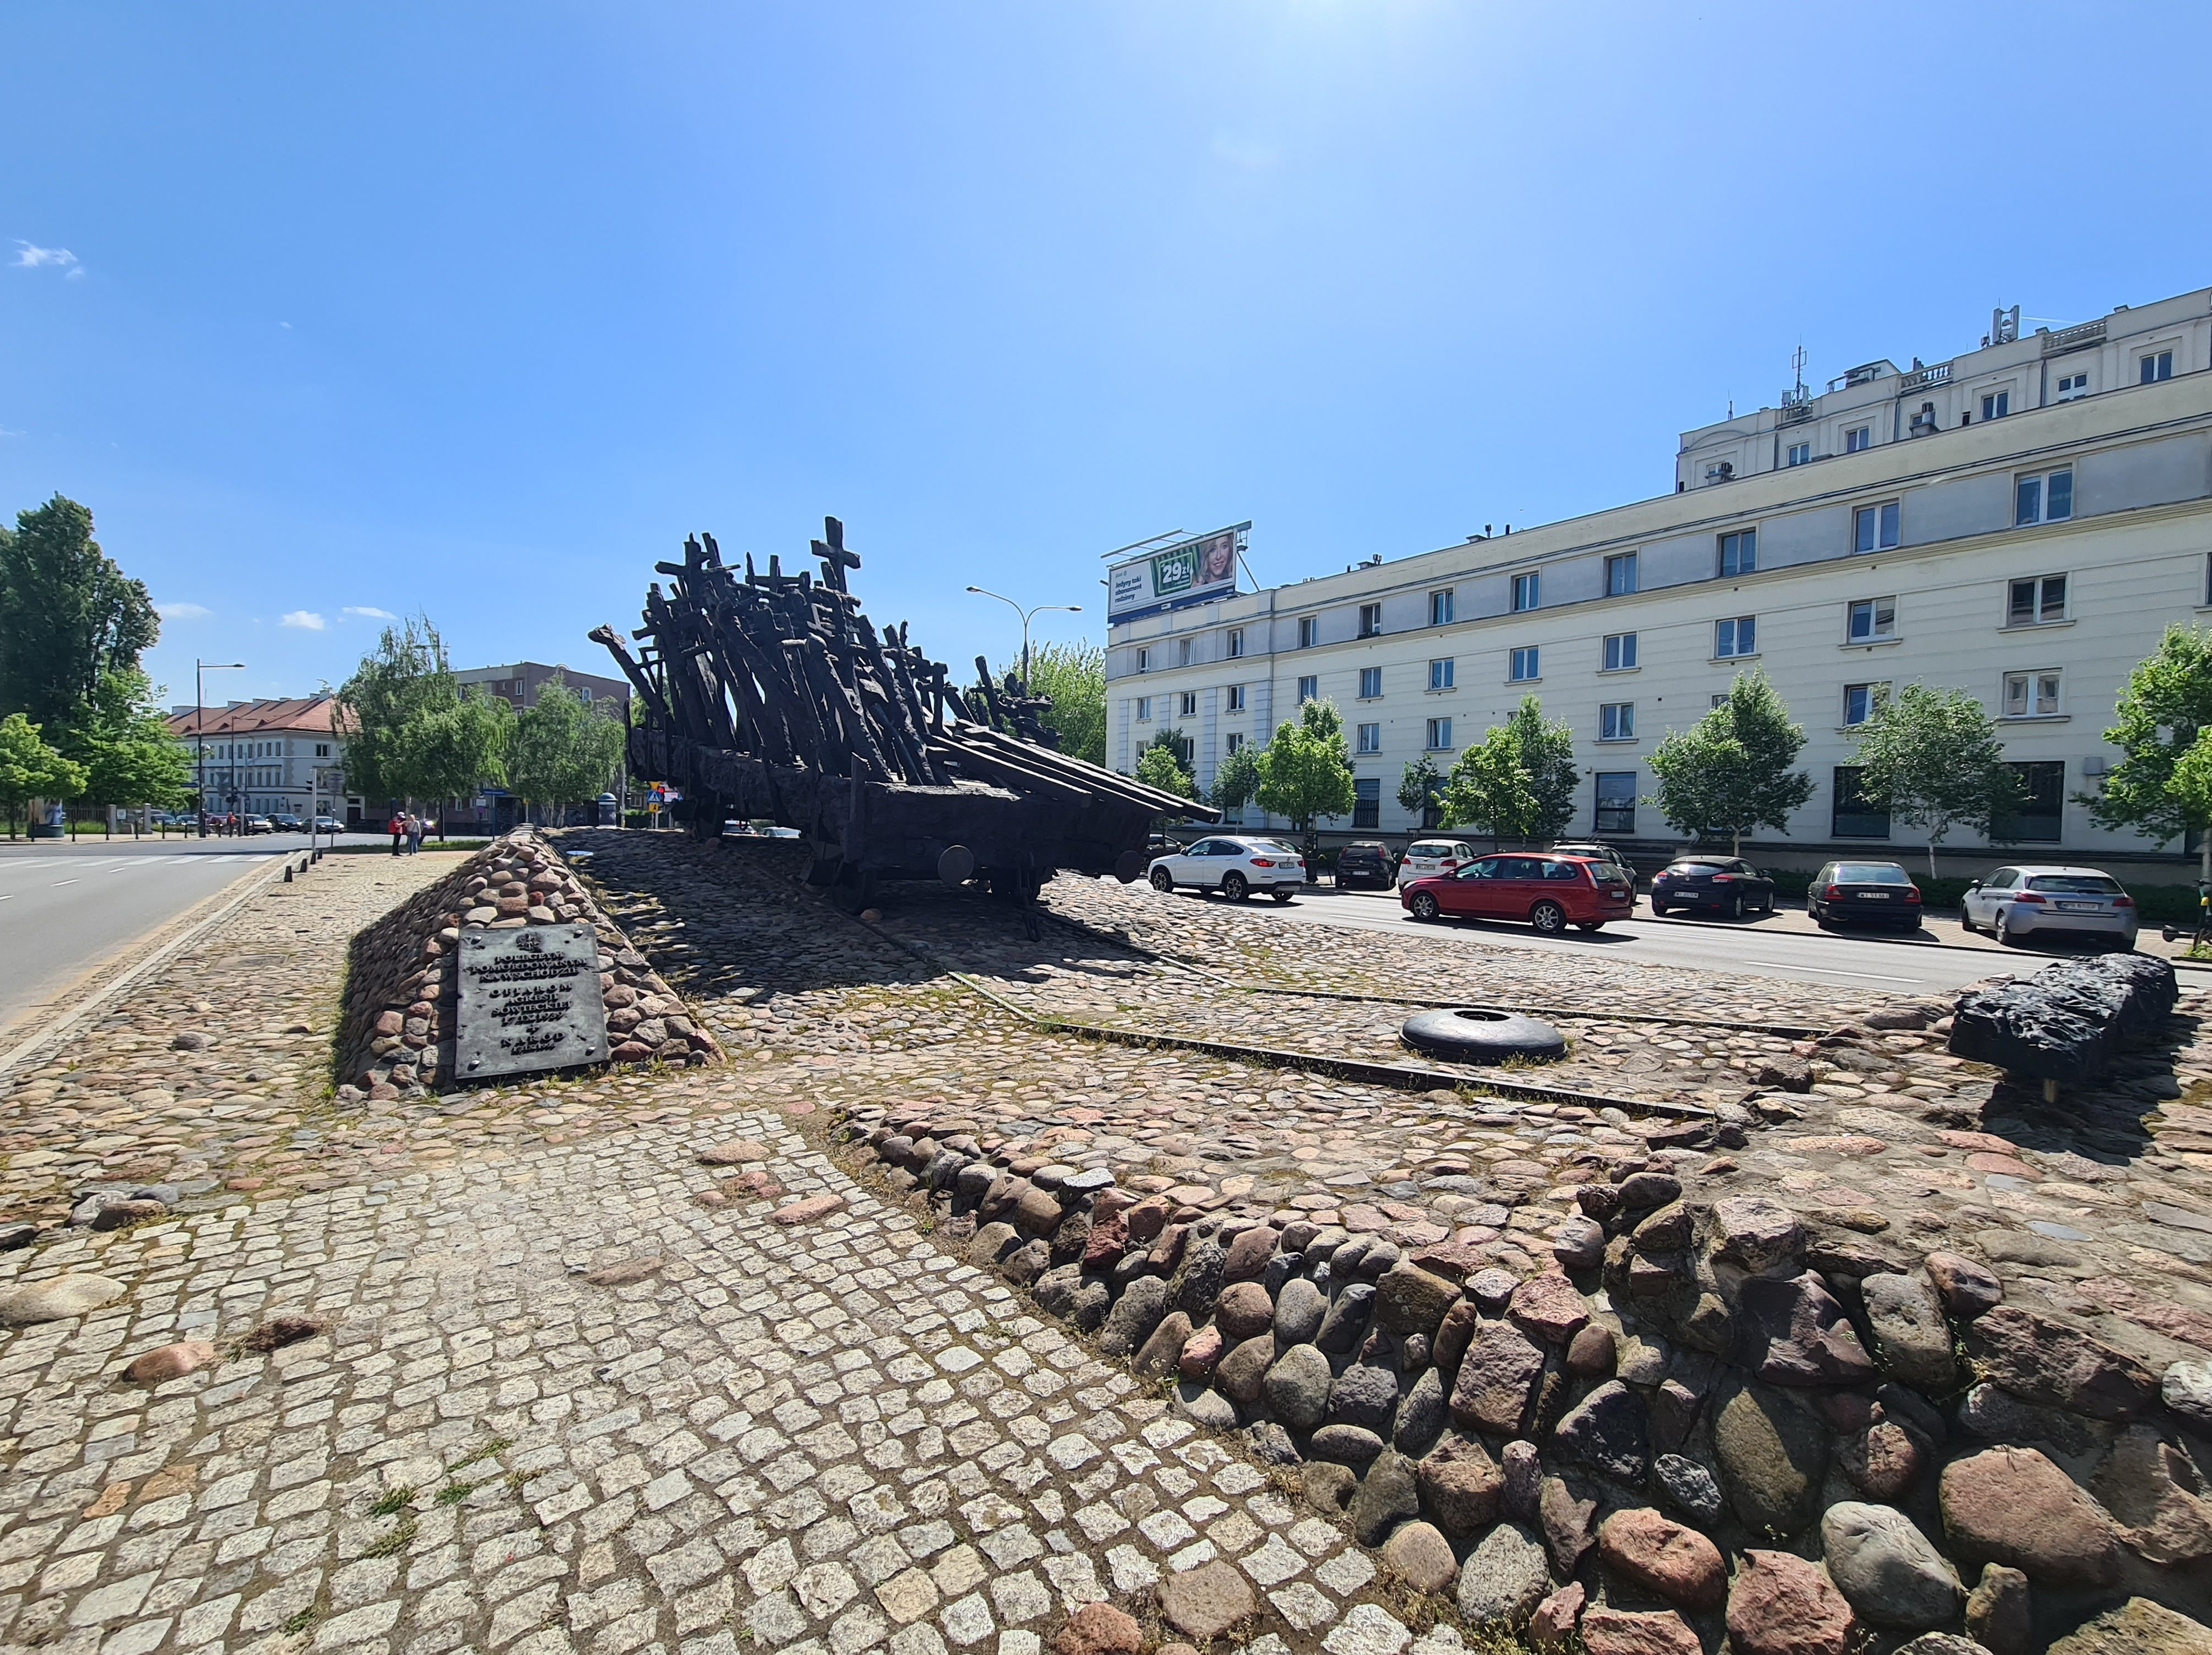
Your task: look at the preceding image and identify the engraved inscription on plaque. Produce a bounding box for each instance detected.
[457,923,609,1081]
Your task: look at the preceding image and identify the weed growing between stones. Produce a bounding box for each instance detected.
[367,1485,414,1517]
[360,1515,417,1558]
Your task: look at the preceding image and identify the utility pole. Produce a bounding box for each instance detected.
[195,660,244,839]
[964,587,1082,688]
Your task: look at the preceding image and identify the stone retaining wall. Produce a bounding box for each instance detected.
[835,1084,2212,1655]
[334,829,721,1097]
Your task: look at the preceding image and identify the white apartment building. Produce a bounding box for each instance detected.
[164,696,360,823]
[1105,286,2212,877]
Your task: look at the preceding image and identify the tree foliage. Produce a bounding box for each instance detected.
[1015,641,1107,766]
[1397,753,1443,824]
[2166,728,2212,887]
[68,668,192,816]
[397,688,513,835]
[1440,696,1577,845]
[1134,729,1198,803]
[335,615,453,804]
[2085,625,2212,876]
[0,496,159,741]
[1209,742,1261,813]
[1255,699,1356,838]
[1850,683,2023,877]
[508,673,626,818]
[1644,671,1813,853]
[0,713,86,838]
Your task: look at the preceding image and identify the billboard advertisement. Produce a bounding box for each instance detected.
[1107,523,1247,622]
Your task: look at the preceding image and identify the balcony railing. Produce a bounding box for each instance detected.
[1896,362,1952,391]
[2041,318,2107,355]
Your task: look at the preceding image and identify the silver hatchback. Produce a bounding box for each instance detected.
[1961,865,2138,949]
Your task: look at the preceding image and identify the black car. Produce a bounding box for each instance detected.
[1648,856,1775,919]
[1335,841,1394,889]
[1810,860,1923,931]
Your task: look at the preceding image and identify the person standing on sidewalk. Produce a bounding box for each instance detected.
[405,813,423,855]
[389,810,405,856]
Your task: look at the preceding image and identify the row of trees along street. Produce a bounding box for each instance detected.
[0,496,192,837]
[333,615,626,834]
[1124,626,2212,884]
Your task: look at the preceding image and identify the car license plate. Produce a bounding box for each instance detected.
[1859,892,1890,900]
[2057,901,2100,912]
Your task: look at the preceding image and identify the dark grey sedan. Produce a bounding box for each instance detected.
[1648,856,1776,919]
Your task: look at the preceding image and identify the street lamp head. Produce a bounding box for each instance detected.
[965,586,985,594]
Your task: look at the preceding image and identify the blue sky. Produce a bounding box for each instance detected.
[5,2,2209,710]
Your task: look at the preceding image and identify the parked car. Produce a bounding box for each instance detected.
[312,816,339,831]
[241,815,274,835]
[1809,861,1923,931]
[1961,866,2138,950]
[1396,839,1482,888]
[1148,835,1306,902]
[1648,856,1776,919]
[1550,841,1637,891]
[271,814,304,832]
[1335,841,1395,889]
[1401,852,1633,935]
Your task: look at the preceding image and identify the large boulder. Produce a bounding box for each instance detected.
[1263,1343,1334,1431]
[0,1275,128,1325]
[1947,953,2178,1083]
[1448,1320,1548,1436]
[1098,1275,1170,1358]
[1455,1521,1551,1626]
[1819,1501,1964,1633]
[1860,1271,1958,1390]
[1376,1264,1460,1334]
[1964,1306,2158,1421]
[1577,1609,1702,1655]
[1735,1273,1878,1387]
[2044,1598,2212,1655]
[1713,1378,1829,1539]
[1710,1199,1804,1274]
[1939,1446,2122,1588]
[1416,1434,1503,1536]
[1273,1276,1327,1345]
[1724,1549,1855,1655]
[1595,1507,1725,1610]
[1550,1380,1650,1484]
[1348,1448,1422,1546]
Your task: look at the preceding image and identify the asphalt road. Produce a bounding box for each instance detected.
[1218,883,2056,996]
[0,834,363,1038]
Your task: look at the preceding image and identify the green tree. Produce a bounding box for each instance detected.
[1016,641,1106,766]
[395,686,513,841]
[1134,729,1198,803]
[0,496,160,741]
[1255,699,1356,860]
[1397,753,1443,828]
[2085,624,2212,884]
[509,673,626,823]
[67,669,193,831]
[2170,730,2212,891]
[1209,742,1261,815]
[1644,671,1814,854]
[334,614,453,805]
[1851,683,2024,878]
[0,713,87,839]
[1442,695,1577,846]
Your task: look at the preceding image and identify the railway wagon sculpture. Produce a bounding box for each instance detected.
[593,518,1214,912]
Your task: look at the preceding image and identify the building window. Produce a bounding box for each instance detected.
[1226,684,1245,712]
[1718,529,1757,577]
[2015,468,2073,525]
[1353,777,1381,829]
[1980,390,2011,421]
[1429,589,1455,626]
[2007,574,2067,626]
[2142,350,2174,384]
[1710,693,1729,709]
[1426,717,1453,751]
[1177,637,1193,667]
[1594,772,1636,835]
[1356,722,1381,755]
[1598,703,1634,741]
[1225,731,1244,755]
[316,743,331,757]
[1135,697,1152,721]
[1853,501,1900,553]
[1785,442,1810,467]
[2003,669,2062,718]
[1177,691,1197,717]
[1847,597,1896,642]
[1298,616,1318,649]
[2056,372,2090,401]
[1297,675,1318,703]
[1845,426,1871,453]
[1832,766,1890,838]
[1135,648,1150,673]
[1358,666,1383,699]
[1843,683,1886,726]
[1428,658,1455,690]
[1714,616,1757,658]
[1605,552,1638,596]
[1511,572,1540,612]
[1358,603,1382,638]
[1225,627,1244,659]
[1509,645,1539,682]
[1997,761,2065,843]
[1602,632,1637,672]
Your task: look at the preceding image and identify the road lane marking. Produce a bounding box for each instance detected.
[50,879,77,887]
[1743,959,1919,983]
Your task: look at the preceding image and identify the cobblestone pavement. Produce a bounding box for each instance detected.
[0,1114,1445,1655]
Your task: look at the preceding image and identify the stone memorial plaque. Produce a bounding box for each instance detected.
[457,923,609,1081]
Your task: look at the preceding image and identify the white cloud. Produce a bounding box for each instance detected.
[280,610,327,631]
[13,242,83,277]
[158,601,212,620]
[342,605,396,620]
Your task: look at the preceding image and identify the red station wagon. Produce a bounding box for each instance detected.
[1400,852,1634,935]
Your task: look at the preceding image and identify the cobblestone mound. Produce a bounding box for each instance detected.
[336,829,720,1097]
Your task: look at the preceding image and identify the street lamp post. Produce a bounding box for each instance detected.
[963,587,1082,688]
[195,661,245,839]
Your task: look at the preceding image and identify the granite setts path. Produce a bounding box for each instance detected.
[0,829,2205,1655]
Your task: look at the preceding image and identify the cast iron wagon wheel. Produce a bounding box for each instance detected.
[1409,891,1441,921]
[830,864,877,915]
[1529,899,1567,935]
[1399,1008,1566,1064]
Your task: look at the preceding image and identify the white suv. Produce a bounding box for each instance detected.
[1147,836,1306,902]
[1396,839,1481,888]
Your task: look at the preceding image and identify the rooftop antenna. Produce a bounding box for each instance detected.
[1784,341,1810,409]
